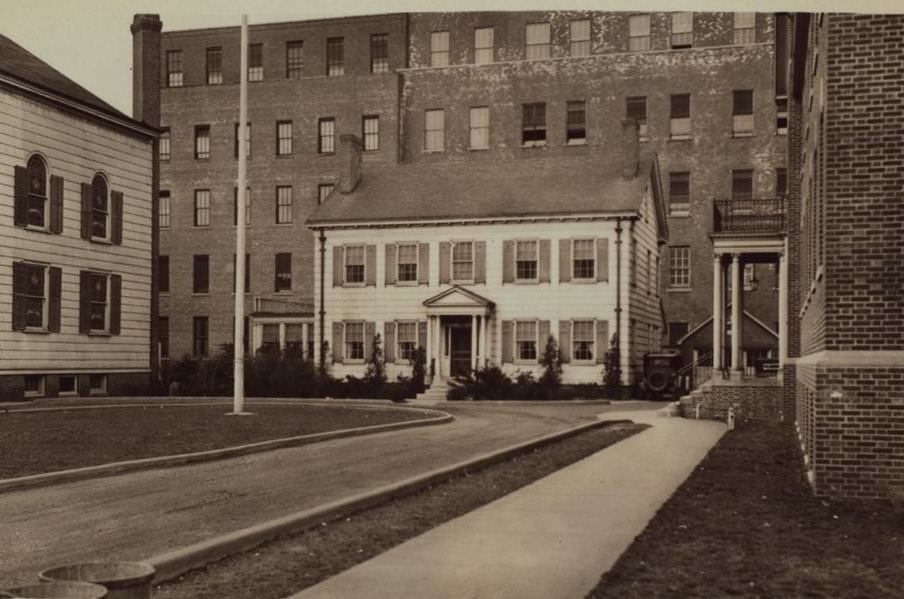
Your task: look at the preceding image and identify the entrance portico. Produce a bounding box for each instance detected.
[423,286,495,381]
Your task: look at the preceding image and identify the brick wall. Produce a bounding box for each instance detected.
[691,381,783,421]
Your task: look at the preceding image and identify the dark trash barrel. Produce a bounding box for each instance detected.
[39,563,155,599]
[0,581,108,599]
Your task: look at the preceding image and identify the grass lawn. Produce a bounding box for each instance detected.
[589,422,904,599]
[0,403,426,479]
[154,422,647,599]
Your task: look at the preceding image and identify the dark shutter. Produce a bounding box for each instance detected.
[384,321,396,363]
[418,243,430,285]
[559,239,572,282]
[539,239,551,283]
[332,246,344,286]
[538,320,550,361]
[474,241,486,283]
[11,262,27,330]
[597,238,609,282]
[111,191,124,245]
[439,242,450,284]
[418,320,427,351]
[14,166,28,227]
[332,321,344,362]
[596,320,609,364]
[385,244,397,286]
[50,175,64,233]
[501,320,514,363]
[110,274,122,335]
[80,183,92,239]
[364,321,376,360]
[365,245,377,286]
[79,270,90,333]
[502,240,514,283]
[48,267,61,332]
[559,320,571,363]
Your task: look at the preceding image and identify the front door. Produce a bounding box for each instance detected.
[449,325,472,378]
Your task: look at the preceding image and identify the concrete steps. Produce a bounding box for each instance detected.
[410,380,450,405]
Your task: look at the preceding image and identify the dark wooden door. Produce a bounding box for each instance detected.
[449,326,472,377]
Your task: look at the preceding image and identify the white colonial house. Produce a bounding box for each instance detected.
[308,125,667,388]
[0,34,158,399]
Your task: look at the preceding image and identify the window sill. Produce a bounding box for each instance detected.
[194,158,210,162]
[468,146,490,151]
[668,135,692,141]
[275,154,294,159]
[513,279,541,285]
[91,237,113,245]
[639,136,650,143]
[274,222,294,226]
[318,152,336,157]
[342,282,367,288]
[275,290,293,295]
[669,210,691,218]
[23,327,50,335]
[521,142,547,148]
[87,331,111,337]
[192,226,211,230]
[732,131,755,138]
[514,360,539,366]
[776,130,788,136]
[667,287,692,293]
[565,139,587,146]
[25,224,51,234]
[570,278,600,284]
[192,292,210,296]
[395,280,419,286]
[450,280,476,286]
[571,359,596,365]
[423,149,445,154]
[344,359,365,365]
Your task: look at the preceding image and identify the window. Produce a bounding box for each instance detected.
[193,190,210,227]
[87,272,109,332]
[159,129,170,161]
[159,316,170,359]
[452,241,474,281]
[573,239,596,279]
[566,100,586,144]
[430,31,449,66]
[776,168,787,197]
[732,90,754,135]
[522,102,546,146]
[232,253,250,294]
[629,14,651,51]
[732,169,754,202]
[206,47,223,84]
[733,12,756,45]
[159,255,170,293]
[276,186,293,224]
[515,321,538,361]
[275,253,292,292]
[474,27,494,64]
[159,190,171,228]
[234,122,251,158]
[669,172,690,214]
[286,323,305,355]
[371,34,389,73]
[626,96,648,138]
[425,109,445,152]
[25,154,47,228]
[194,125,210,159]
[363,116,380,151]
[193,316,209,357]
[327,38,344,76]
[14,263,48,329]
[193,255,209,293]
[525,23,550,60]
[671,12,694,48]
[397,321,417,361]
[397,243,418,282]
[670,94,691,138]
[668,321,689,344]
[276,120,293,156]
[570,20,591,56]
[744,263,757,291]
[59,375,77,395]
[24,375,44,398]
[90,174,109,240]
[166,50,183,87]
[318,183,335,204]
[318,118,335,153]
[776,96,789,134]
[261,323,280,353]
[89,374,107,394]
[515,240,538,281]
[573,320,595,361]
[286,41,304,78]
[345,321,364,360]
[469,106,489,149]
[345,245,365,283]
[233,187,251,226]
[669,246,690,288]
[248,43,263,81]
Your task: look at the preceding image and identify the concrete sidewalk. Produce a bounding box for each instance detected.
[291,410,726,599]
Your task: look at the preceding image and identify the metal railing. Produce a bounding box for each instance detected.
[713,197,786,234]
[675,351,713,393]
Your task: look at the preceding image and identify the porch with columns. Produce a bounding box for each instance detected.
[422,286,495,383]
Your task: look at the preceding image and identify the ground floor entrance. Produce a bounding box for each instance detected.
[448,319,473,378]
[423,286,495,383]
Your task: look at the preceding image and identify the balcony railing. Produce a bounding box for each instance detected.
[713,197,786,234]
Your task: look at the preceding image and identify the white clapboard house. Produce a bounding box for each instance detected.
[0,34,157,399]
[308,122,667,388]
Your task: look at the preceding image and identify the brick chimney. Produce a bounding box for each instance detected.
[339,134,363,194]
[621,118,639,179]
[131,14,162,127]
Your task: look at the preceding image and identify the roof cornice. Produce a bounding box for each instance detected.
[308,211,638,231]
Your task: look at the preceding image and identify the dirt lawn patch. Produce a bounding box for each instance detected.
[589,422,904,598]
[0,403,428,479]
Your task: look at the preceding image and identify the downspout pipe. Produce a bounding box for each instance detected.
[615,218,623,386]
[318,228,327,376]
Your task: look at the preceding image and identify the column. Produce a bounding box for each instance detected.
[481,314,489,369]
[778,252,788,367]
[712,255,723,370]
[425,314,433,385]
[278,323,286,352]
[470,314,478,371]
[731,253,742,372]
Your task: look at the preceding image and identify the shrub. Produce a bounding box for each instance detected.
[363,333,386,393]
[603,332,622,390]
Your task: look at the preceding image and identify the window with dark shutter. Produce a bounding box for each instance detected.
[110,274,121,335]
[111,190,123,244]
[49,175,63,233]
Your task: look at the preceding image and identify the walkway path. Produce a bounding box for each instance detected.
[291,410,726,599]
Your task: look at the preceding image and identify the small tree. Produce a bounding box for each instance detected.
[603,332,622,391]
[364,332,386,392]
[538,335,562,397]
[410,346,427,395]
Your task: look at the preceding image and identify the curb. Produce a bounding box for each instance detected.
[147,417,634,584]
[0,409,452,495]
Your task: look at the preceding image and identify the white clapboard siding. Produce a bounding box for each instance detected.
[0,88,153,374]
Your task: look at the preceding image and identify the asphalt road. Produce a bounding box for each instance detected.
[0,401,637,587]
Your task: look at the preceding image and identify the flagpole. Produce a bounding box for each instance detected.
[233,14,249,414]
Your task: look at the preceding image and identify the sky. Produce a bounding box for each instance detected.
[1,0,898,116]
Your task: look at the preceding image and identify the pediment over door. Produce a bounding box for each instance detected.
[423,286,495,315]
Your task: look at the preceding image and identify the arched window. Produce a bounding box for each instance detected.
[26,155,47,227]
[91,174,109,239]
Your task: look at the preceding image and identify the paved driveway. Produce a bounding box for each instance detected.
[0,400,651,586]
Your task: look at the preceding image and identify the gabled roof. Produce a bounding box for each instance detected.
[423,286,495,309]
[308,153,654,226]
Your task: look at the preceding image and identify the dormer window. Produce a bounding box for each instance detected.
[91,174,110,240]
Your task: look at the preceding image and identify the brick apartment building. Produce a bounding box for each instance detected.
[132,11,787,377]
[786,13,904,499]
